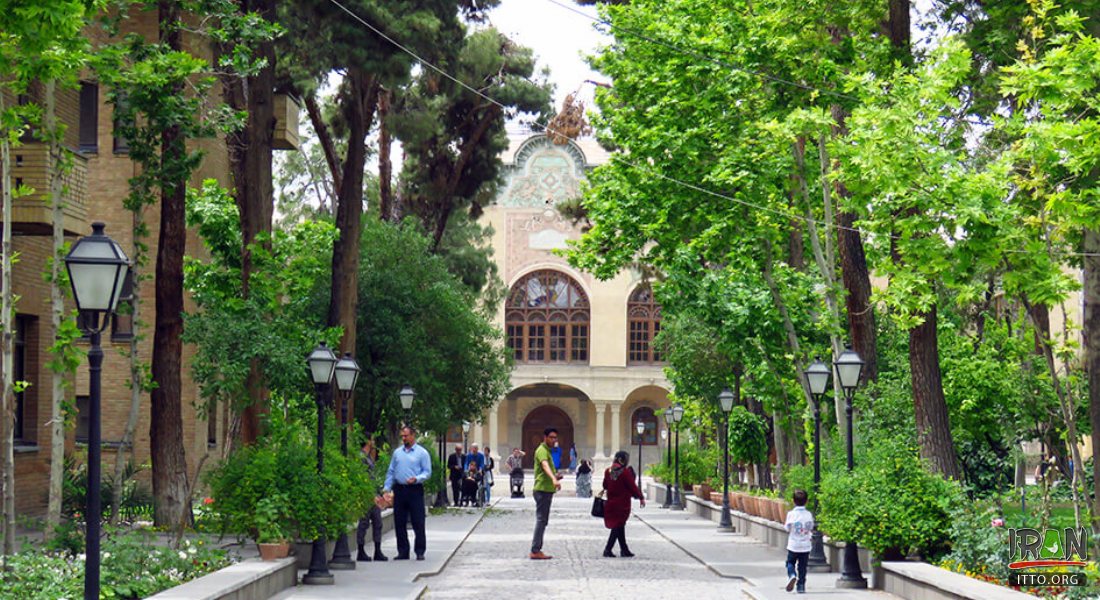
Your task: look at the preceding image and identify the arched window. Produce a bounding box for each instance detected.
[630,407,658,446]
[628,284,663,364]
[506,270,590,364]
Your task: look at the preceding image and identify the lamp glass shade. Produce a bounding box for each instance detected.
[663,408,673,425]
[333,353,360,392]
[306,342,338,384]
[398,384,415,410]
[805,358,831,396]
[65,222,130,313]
[672,403,685,423]
[661,429,667,440]
[718,388,735,413]
[461,420,471,433]
[636,420,646,435]
[834,347,865,391]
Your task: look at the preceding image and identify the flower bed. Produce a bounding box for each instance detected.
[0,531,233,600]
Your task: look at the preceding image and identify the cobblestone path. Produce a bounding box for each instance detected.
[423,497,744,599]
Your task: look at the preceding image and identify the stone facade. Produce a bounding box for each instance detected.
[475,135,672,474]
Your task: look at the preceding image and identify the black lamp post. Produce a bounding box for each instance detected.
[662,409,672,508]
[717,385,735,532]
[670,403,685,510]
[64,222,130,600]
[328,353,361,571]
[635,420,646,490]
[303,342,338,585]
[834,347,867,589]
[435,428,449,508]
[803,357,831,572]
[399,384,415,426]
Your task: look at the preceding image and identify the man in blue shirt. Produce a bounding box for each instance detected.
[382,426,432,560]
[464,443,486,471]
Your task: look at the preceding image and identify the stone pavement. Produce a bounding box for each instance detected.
[270,504,490,600]
[634,508,901,600]
[421,496,744,599]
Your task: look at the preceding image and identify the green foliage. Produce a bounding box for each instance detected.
[940,504,1011,582]
[0,532,231,600]
[727,406,769,466]
[671,437,718,489]
[183,180,342,410]
[60,455,152,522]
[818,439,963,558]
[204,409,373,542]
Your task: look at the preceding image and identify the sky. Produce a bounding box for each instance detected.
[488,0,608,131]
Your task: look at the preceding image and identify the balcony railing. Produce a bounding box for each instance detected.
[6,142,89,236]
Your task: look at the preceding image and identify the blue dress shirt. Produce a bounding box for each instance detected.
[464,451,485,471]
[383,443,432,492]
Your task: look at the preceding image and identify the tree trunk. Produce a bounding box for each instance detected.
[1085,228,1100,536]
[327,67,378,421]
[908,306,961,479]
[150,0,191,527]
[46,79,67,537]
[0,87,15,555]
[234,0,276,445]
[112,208,145,525]
[377,88,393,221]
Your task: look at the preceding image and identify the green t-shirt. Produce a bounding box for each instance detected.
[533,442,557,493]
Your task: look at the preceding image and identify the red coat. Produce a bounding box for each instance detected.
[602,466,643,529]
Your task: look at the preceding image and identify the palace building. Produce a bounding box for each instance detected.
[462,134,672,473]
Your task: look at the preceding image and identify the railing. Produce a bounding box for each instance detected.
[7,142,89,236]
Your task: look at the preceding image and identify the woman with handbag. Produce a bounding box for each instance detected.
[601,451,645,557]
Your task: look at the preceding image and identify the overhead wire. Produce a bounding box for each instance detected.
[325,0,1100,258]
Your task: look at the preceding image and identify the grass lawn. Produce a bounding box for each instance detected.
[1002,503,1086,530]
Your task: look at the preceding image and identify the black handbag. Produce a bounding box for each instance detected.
[591,490,606,518]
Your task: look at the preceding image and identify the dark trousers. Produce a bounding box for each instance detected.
[604,525,629,553]
[393,484,426,558]
[356,505,383,553]
[786,550,809,587]
[531,491,553,553]
[450,477,462,506]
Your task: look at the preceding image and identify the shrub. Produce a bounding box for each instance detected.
[818,439,962,559]
[939,503,1010,581]
[727,406,768,466]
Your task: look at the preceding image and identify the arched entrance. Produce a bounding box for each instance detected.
[522,405,574,469]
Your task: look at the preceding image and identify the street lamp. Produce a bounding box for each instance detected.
[717,383,736,533]
[435,428,449,508]
[399,384,415,425]
[635,420,646,490]
[670,403,685,510]
[803,357,831,571]
[461,420,471,470]
[834,347,867,589]
[303,342,338,585]
[662,409,672,508]
[64,222,129,600]
[328,353,361,571]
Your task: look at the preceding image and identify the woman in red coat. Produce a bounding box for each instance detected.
[602,450,646,557]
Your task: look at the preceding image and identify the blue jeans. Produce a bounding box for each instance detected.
[786,550,808,590]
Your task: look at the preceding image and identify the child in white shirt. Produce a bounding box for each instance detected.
[784,489,814,593]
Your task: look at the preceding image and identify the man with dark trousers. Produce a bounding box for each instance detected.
[382,426,433,560]
[356,439,388,561]
[446,444,465,506]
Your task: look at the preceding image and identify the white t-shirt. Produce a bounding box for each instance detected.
[785,506,815,552]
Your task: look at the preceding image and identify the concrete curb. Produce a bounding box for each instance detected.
[632,511,750,583]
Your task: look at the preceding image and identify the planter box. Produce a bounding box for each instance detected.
[728,491,743,512]
[693,484,713,499]
[710,491,724,505]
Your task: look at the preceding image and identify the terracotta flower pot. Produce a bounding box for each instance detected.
[710,491,724,505]
[744,496,758,516]
[768,499,784,522]
[728,492,742,512]
[259,541,290,561]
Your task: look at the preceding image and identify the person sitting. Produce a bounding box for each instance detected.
[575,459,593,498]
[460,462,483,507]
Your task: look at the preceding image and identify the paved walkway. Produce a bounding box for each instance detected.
[421,496,743,599]
[634,508,900,600]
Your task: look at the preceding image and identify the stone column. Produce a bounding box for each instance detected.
[474,421,485,449]
[610,404,621,458]
[594,402,607,458]
[488,402,500,467]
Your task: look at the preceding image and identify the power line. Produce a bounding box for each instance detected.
[324,0,1100,259]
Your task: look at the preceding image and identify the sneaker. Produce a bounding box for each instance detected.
[529,551,552,560]
[796,586,805,594]
[786,575,797,592]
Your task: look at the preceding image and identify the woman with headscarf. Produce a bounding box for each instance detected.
[601,451,645,557]
[575,459,593,498]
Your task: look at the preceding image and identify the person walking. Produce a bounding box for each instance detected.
[567,443,578,473]
[507,448,525,498]
[601,451,645,558]
[465,443,486,471]
[783,489,814,593]
[482,446,495,503]
[575,459,592,498]
[382,426,432,560]
[356,439,388,562]
[529,427,563,560]
[447,444,465,507]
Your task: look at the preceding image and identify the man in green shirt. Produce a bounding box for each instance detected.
[530,427,564,559]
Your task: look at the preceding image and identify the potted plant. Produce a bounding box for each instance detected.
[254,494,291,560]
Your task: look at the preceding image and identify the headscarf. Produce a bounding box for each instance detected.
[609,451,630,481]
[577,460,591,475]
